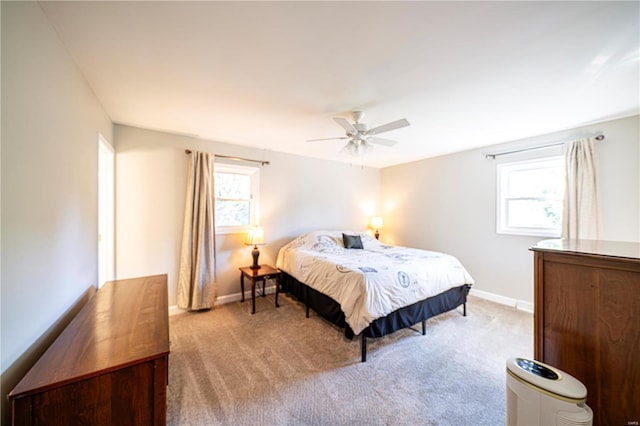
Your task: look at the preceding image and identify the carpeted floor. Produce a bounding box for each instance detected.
[167,293,532,425]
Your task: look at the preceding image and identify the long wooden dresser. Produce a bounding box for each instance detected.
[531,239,640,426]
[9,275,170,425]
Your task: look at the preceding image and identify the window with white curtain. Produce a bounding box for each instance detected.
[214,163,260,233]
[496,156,564,237]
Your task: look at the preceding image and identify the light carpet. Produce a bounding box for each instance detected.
[167,293,532,425]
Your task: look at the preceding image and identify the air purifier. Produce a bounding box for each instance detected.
[506,357,593,426]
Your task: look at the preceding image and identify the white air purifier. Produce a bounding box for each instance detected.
[506,357,593,426]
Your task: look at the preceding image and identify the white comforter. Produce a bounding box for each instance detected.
[276,231,474,335]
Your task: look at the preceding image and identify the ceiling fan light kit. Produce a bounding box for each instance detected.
[308,111,410,157]
[343,140,374,157]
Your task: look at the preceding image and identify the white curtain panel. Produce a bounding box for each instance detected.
[562,137,599,240]
[177,151,217,310]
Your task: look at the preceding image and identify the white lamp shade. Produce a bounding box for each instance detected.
[371,216,384,229]
[245,227,265,246]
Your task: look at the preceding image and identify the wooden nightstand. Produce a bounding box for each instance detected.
[239,265,281,314]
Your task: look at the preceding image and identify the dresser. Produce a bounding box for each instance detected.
[531,240,640,426]
[8,275,170,425]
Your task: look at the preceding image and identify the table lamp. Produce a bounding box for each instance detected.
[371,216,383,240]
[245,227,265,269]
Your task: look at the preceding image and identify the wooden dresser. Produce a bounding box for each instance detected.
[9,275,170,425]
[531,240,640,426]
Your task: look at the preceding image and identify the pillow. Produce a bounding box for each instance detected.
[342,233,363,249]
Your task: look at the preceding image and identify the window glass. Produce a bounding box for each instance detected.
[497,157,564,237]
[214,164,260,233]
[215,173,250,199]
[214,200,250,227]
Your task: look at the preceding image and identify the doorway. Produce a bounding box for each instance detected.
[98,133,115,288]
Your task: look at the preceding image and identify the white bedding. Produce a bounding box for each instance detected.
[276,230,474,335]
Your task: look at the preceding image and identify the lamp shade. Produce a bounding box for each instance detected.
[371,216,384,229]
[245,227,265,246]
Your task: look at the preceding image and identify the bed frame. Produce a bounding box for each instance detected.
[281,272,471,362]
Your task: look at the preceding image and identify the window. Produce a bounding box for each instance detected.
[214,163,260,233]
[497,156,564,237]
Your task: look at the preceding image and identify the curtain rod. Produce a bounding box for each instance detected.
[485,134,605,160]
[185,149,270,166]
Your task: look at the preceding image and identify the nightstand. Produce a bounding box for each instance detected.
[239,265,281,314]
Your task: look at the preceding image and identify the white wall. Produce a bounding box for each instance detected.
[381,115,639,306]
[0,1,113,420]
[597,116,640,241]
[115,115,638,309]
[114,125,380,306]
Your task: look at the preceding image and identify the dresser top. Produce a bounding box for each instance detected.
[530,239,640,261]
[9,274,170,399]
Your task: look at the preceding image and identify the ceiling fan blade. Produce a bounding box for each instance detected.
[306,136,349,142]
[366,118,410,136]
[367,137,398,147]
[333,117,357,133]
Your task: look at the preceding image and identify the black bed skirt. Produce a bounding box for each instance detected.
[281,272,471,339]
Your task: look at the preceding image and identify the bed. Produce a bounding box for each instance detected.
[276,230,474,361]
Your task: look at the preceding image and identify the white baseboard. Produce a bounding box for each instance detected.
[169,305,183,316]
[515,300,534,313]
[169,284,277,316]
[469,288,533,314]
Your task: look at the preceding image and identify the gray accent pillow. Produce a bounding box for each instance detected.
[342,233,363,249]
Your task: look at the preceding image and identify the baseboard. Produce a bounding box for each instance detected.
[515,300,534,313]
[169,284,277,316]
[469,288,533,313]
[169,305,183,316]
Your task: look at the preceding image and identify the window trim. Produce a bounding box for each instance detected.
[496,156,564,237]
[214,162,260,234]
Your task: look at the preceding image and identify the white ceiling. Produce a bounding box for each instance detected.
[40,1,639,168]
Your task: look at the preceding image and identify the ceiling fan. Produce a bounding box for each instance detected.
[307,111,410,157]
